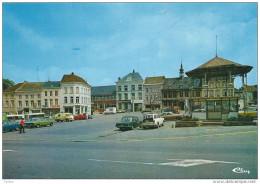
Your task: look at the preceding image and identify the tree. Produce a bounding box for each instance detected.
[3,78,15,90]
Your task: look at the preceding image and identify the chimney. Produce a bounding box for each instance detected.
[118,77,121,81]
[133,69,135,73]
[71,72,74,75]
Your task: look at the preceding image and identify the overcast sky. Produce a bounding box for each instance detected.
[3,2,257,88]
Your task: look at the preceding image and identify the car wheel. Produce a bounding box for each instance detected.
[36,124,40,128]
[50,123,53,126]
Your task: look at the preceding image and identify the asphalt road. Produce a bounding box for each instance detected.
[2,112,258,179]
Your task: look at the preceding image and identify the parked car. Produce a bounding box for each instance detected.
[104,107,116,114]
[55,113,74,122]
[161,112,184,120]
[2,120,21,132]
[25,118,54,128]
[116,116,142,131]
[238,107,258,118]
[74,113,87,120]
[88,115,93,119]
[142,114,164,129]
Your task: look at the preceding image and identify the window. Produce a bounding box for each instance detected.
[31,95,34,99]
[180,92,183,97]
[70,97,73,103]
[223,81,227,88]
[38,94,41,98]
[118,94,122,100]
[185,92,189,97]
[38,100,41,107]
[146,88,148,92]
[216,82,220,88]
[173,92,177,98]
[118,86,121,92]
[64,97,67,104]
[44,99,48,106]
[45,91,47,96]
[25,101,29,107]
[216,90,220,97]
[131,85,135,91]
[223,90,227,97]
[146,95,148,100]
[76,87,79,94]
[209,90,214,97]
[138,85,142,91]
[19,101,22,107]
[50,91,53,96]
[124,93,128,100]
[124,85,128,91]
[70,87,73,94]
[6,101,8,107]
[76,97,79,103]
[204,90,208,97]
[31,101,34,107]
[11,100,14,107]
[26,95,29,99]
[55,91,58,96]
[50,99,53,106]
[209,82,214,88]
[131,93,135,100]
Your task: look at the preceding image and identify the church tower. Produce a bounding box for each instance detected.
[179,62,184,79]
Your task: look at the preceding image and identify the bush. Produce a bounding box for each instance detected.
[181,117,200,121]
[226,115,254,122]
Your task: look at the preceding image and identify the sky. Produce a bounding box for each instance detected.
[2,2,258,88]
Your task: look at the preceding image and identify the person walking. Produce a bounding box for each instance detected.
[20,118,25,133]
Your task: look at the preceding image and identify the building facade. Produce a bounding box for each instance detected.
[91,85,116,113]
[143,76,165,111]
[116,70,144,112]
[15,82,44,115]
[41,81,61,117]
[60,72,91,115]
[3,82,25,115]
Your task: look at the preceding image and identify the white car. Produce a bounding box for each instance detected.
[142,114,164,129]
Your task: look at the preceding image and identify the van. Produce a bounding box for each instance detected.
[55,113,74,122]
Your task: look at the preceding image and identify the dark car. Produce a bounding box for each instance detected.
[2,120,21,132]
[116,116,142,131]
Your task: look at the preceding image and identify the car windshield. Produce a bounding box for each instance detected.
[28,118,38,122]
[122,117,132,122]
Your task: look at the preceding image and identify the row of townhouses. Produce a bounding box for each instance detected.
[3,72,91,117]
[3,55,257,120]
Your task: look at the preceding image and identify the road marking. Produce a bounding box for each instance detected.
[89,158,239,168]
[3,150,17,152]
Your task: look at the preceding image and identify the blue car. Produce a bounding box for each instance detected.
[2,120,21,133]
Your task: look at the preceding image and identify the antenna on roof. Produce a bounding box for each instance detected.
[216,35,218,57]
[36,66,40,81]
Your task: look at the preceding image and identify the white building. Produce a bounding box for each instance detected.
[60,72,91,115]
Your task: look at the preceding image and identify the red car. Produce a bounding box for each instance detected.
[74,114,87,120]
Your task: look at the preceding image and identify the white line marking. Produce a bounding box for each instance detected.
[89,158,239,168]
[3,150,17,152]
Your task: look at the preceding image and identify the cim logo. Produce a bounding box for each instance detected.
[232,167,250,174]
